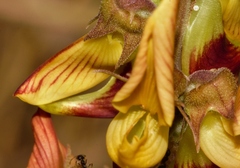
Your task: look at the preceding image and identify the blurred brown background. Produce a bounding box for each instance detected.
[0,0,113,167]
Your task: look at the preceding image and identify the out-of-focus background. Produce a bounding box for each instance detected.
[0,0,113,167]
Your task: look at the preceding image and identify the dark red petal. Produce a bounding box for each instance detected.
[190,35,240,74]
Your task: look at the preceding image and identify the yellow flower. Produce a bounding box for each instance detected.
[170,1,240,165]
[14,34,124,116]
[14,0,240,167]
[106,107,169,168]
[112,0,179,127]
[107,0,179,167]
[15,34,123,105]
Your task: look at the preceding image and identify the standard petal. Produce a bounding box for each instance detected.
[106,107,169,168]
[113,0,178,126]
[113,39,164,123]
[112,27,149,109]
[181,0,240,75]
[28,109,67,168]
[153,0,179,126]
[39,77,124,118]
[15,34,123,105]
[200,112,240,168]
[181,0,224,74]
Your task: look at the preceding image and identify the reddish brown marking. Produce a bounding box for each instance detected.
[70,74,125,118]
[49,57,75,86]
[65,64,132,118]
[61,56,85,84]
[14,37,85,95]
[190,35,240,75]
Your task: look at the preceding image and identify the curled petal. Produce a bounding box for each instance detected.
[15,34,123,105]
[28,109,67,168]
[113,0,179,126]
[106,107,169,168]
[200,112,240,168]
[39,77,124,118]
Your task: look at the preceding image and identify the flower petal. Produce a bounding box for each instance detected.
[39,76,124,118]
[200,111,240,168]
[153,0,179,126]
[221,0,240,45]
[106,107,169,168]
[85,0,156,68]
[182,0,240,75]
[15,34,123,105]
[28,109,67,168]
[113,0,179,126]
[181,0,224,74]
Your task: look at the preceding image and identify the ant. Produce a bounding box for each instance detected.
[70,154,93,168]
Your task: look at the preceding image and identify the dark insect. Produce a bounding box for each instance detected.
[70,154,93,168]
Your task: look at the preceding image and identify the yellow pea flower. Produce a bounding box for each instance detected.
[112,0,179,127]
[15,34,123,106]
[14,0,240,167]
[106,107,169,168]
[107,0,179,167]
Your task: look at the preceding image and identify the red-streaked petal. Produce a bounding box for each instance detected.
[15,34,123,105]
[28,109,67,168]
[39,76,125,118]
